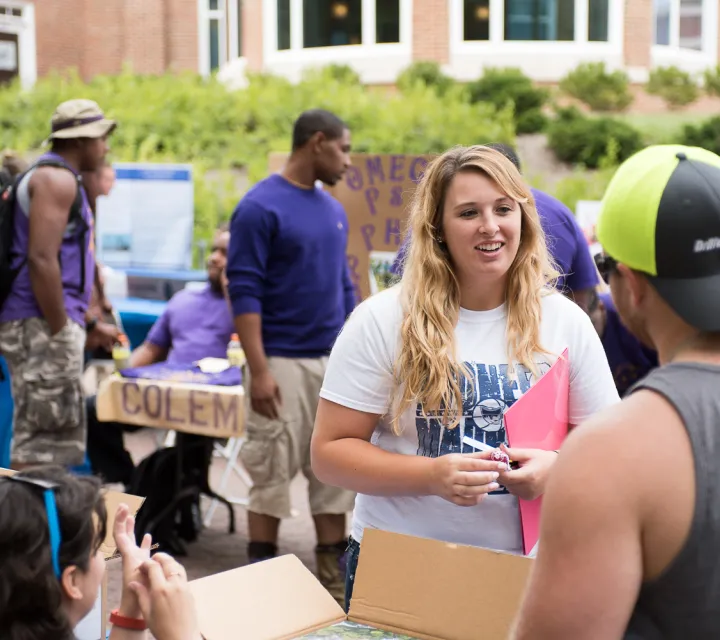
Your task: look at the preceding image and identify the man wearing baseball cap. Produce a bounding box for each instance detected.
[0,99,116,469]
[512,145,720,638]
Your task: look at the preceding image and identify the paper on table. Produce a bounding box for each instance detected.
[504,348,570,555]
[196,357,230,374]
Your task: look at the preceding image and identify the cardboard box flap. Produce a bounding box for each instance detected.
[101,490,145,558]
[348,530,533,640]
[189,554,345,640]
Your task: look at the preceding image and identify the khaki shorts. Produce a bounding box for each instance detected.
[0,317,87,466]
[240,356,356,520]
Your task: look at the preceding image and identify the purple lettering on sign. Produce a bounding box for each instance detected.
[385,218,402,246]
[410,157,428,183]
[213,394,239,432]
[347,254,360,287]
[364,187,380,215]
[345,166,363,191]
[121,382,141,416]
[390,185,403,207]
[389,155,405,182]
[360,224,375,252]
[189,390,209,427]
[164,387,184,424]
[143,385,162,419]
[366,156,385,184]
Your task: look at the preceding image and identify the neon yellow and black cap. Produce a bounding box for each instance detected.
[597,144,720,332]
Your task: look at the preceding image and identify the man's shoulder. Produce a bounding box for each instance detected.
[532,188,575,223]
[28,164,77,198]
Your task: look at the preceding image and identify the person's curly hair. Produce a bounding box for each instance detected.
[0,466,107,640]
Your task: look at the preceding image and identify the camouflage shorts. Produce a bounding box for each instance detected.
[0,317,87,466]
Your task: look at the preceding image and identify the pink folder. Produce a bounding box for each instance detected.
[504,348,570,555]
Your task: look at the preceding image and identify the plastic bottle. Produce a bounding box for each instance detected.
[112,333,131,372]
[227,333,246,368]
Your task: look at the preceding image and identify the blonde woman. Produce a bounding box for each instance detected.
[311,146,619,609]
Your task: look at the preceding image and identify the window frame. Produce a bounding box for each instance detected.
[263,0,411,65]
[0,0,35,88]
[651,0,718,72]
[199,0,244,77]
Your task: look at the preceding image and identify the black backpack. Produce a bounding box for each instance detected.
[129,434,230,556]
[0,159,86,312]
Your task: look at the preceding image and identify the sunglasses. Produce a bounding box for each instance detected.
[2,475,62,579]
[594,253,618,284]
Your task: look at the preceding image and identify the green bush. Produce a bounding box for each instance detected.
[646,66,699,109]
[703,66,720,97]
[323,63,362,85]
[0,65,513,264]
[467,67,549,134]
[681,116,720,155]
[547,106,643,169]
[559,62,633,112]
[396,61,455,96]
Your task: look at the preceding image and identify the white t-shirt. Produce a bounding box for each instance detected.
[320,285,620,553]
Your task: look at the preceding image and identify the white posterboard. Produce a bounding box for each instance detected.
[97,163,194,270]
[576,200,604,257]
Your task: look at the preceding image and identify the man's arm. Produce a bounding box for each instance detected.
[511,410,644,639]
[226,198,274,377]
[27,168,77,335]
[342,256,357,318]
[129,308,172,367]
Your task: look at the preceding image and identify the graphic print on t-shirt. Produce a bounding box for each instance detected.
[415,360,550,494]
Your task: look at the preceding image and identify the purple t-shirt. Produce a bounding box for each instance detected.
[145,284,235,366]
[391,188,599,293]
[0,152,95,326]
[599,292,658,397]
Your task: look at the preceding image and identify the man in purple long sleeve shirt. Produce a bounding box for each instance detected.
[226,109,356,604]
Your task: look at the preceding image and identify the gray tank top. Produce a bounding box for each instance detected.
[624,362,720,639]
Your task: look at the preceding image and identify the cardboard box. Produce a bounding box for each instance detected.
[189,529,533,640]
[0,467,144,640]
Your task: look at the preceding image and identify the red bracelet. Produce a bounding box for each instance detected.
[109,609,148,631]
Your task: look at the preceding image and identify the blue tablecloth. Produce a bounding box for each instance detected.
[112,297,167,349]
[0,356,12,468]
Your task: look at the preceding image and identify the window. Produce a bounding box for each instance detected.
[654,0,671,45]
[504,0,575,41]
[207,0,225,72]
[464,0,490,41]
[303,0,362,48]
[654,0,705,50]
[271,0,403,51]
[679,0,702,50]
[588,0,609,41]
[209,18,221,70]
[277,0,290,50]
[377,0,400,43]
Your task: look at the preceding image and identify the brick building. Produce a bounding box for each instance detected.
[2,0,717,88]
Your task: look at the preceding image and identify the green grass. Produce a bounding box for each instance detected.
[617,112,704,145]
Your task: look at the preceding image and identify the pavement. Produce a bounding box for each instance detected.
[106,428,342,611]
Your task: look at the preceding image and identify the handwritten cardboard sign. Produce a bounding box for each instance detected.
[96,376,245,440]
[269,153,434,300]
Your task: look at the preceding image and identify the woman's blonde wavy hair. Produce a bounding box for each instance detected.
[390,145,560,434]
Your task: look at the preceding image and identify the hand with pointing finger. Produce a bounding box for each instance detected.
[429,450,507,507]
[496,444,559,501]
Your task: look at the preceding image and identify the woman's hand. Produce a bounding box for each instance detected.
[429,451,507,506]
[113,503,153,619]
[497,445,559,501]
[129,553,202,640]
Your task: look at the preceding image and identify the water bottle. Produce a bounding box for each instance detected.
[227,333,246,369]
[112,333,131,372]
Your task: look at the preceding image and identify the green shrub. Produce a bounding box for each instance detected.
[703,66,720,97]
[681,116,720,155]
[0,65,513,263]
[323,63,362,85]
[547,106,643,169]
[467,67,549,134]
[646,66,699,109]
[559,62,633,112]
[396,61,455,96]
